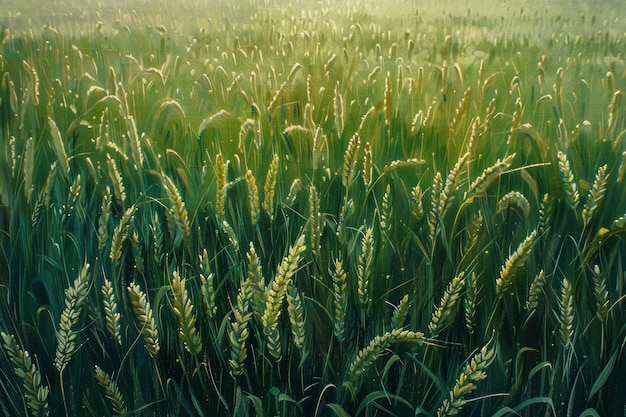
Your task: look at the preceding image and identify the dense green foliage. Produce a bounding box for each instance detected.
[1,0,626,415]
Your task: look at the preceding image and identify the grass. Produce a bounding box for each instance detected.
[1,0,626,415]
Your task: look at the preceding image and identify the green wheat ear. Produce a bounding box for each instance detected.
[94,365,127,415]
[54,262,91,373]
[1,332,49,417]
[127,282,160,358]
[170,271,203,356]
[437,337,496,417]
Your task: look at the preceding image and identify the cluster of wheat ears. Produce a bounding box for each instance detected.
[0,0,625,416]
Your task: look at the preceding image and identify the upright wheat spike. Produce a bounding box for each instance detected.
[526,269,546,313]
[246,242,266,324]
[342,132,361,188]
[557,151,579,209]
[261,234,306,361]
[55,263,91,372]
[464,272,479,334]
[428,172,443,241]
[107,154,126,209]
[127,282,160,357]
[538,193,552,234]
[228,279,253,377]
[109,205,136,265]
[592,265,609,322]
[263,154,279,219]
[94,365,127,415]
[391,294,411,330]
[436,338,496,417]
[199,249,218,320]
[97,186,113,253]
[1,332,49,417]
[559,277,575,346]
[171,271,202,356]
[244,170,260,225]
[309,185,322,258]
[411,184,425,222]
[463,211,483,256]
[357,226,374,310]
[162,174,191,246]
[286,282,306,351]
[348,329,424,383]
[439,152,470,217]
[101,278,122,345]
[380,184,393,236]
[429,272,466,337]
[331,257,348,342]
[582,164,608,227]
[334,81,344,137]
[215,153,226,223]
[363,142,372,187]
[150,212,164,267]
[384,71,393,126]
[496,230,537,298]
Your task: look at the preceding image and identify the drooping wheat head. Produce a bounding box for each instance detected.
[466,154,516,198]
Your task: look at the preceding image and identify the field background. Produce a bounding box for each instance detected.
[1,0,626,416]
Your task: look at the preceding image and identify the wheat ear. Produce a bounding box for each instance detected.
[466,154,516,198]
[109,205,136,265]
[215,153,226,223]
[1,332,49,417]
[495,230,537,298]
[94,365,127,415]
[348,329,423,382]
[261,234,306,361]
[357,226,374,311]
[429,272,466,337]
[436,338,496,417]
[286,282,306,351]
[592,265,609,322]
[309,185,322,258]
[582,164,609,227]
[464,272,479,334]
[106,154,126,209]
[331,257,348,342]
[380,184,393,236]
[97,186,112,253]
[411,184,425,222]
[559,277,575,347]
[54,262,91,372]
[101,278,122,345]
[391,294,411,330]
[228,279,253,377]
[342,132,361,188]
[127,282,160,357]
[557,151,579,208]
[263,154,279,219]
[162,174,191,246]
[526,269,546,313]
[171,271,203,356]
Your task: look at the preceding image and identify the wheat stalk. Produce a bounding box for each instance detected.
[101,278,122,345]
[171,271,203,356]
[496,230,537,298]
[429,272,466,337]
[54,262,91,372]
[348,329,423,383]
[127,282,160,357]
[94,365,127,415]
[436,338,496,417]
[1,332,49,417]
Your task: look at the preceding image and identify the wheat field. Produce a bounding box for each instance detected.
[0,0,625,416]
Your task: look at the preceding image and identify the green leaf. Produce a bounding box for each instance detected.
[588,349,618,399]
